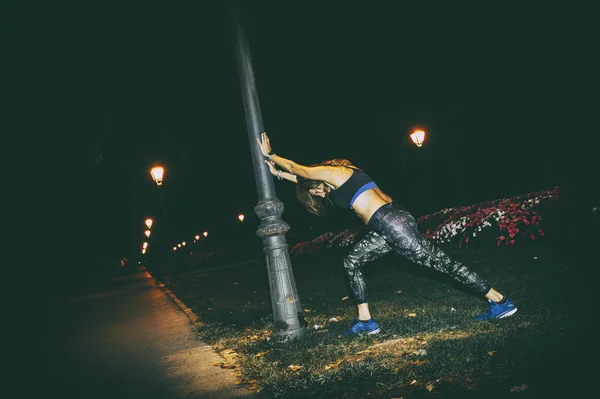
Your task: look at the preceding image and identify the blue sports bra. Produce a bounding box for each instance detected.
[330,168,377,209]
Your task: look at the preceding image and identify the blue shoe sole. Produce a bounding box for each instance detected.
[341,327,381,337]
[497,307,518,318]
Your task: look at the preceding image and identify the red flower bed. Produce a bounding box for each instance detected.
[290,186,560,255]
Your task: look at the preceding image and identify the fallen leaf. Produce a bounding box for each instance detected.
[411,360,428,366]
[395,290,403,294]
[341,296,349,301]
[510,384,528,392]
[287,365,302,371]
[408,313,417,317]
[426,384,434,392]
[255,351,270,358]
[487,350,497,356]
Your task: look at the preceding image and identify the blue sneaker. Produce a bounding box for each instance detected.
[341,318,380,337]
[474,297,517,320]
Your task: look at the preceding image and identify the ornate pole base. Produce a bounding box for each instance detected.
[255,198,306,338]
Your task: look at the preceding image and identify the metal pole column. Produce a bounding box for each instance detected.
[230,5,305,339]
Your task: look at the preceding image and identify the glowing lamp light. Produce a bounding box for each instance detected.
[144,230,151,237]
[203,231,208,237]
[150,166,165,186]
[410,129,426,147]
[141,248,146,254]
[145,218,153,229]
[238,213,245,222]
[173,246,177,251]
[195,235,200,240]
[142,242,148,249]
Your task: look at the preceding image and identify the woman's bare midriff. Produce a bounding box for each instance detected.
[351,189,393,225]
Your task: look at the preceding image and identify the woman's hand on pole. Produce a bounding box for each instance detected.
[257,132,272,157]
[265,160,278,176]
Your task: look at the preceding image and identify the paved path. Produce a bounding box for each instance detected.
[48,267,256,399]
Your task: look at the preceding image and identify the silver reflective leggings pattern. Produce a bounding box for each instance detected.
[343,202,491,304]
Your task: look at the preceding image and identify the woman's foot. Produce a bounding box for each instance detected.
[474,297,517,320]
[341,317,380,336]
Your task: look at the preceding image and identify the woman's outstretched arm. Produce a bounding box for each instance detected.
[257,132,345,185]
[265,160,298,183]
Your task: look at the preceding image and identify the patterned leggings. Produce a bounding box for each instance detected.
[343,202,491,304]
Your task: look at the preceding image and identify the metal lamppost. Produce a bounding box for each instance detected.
[231,5,305,339]
[150,165,170,277]
[410,129,432,213]
[150,165,168,230]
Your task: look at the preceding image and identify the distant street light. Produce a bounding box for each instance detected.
[238,213,245,222]
[173,246,177,251]
[142,248,146,255]
[203,231,208,237]
[410,129,426,147]
[182,241,186,246]
[177,243,182,248]
[145,218,153,229]
[142,242,148,249]
[150,166,165,186]
[195,235,200,240]
[144,230,151,238]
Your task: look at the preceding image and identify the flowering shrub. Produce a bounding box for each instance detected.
[290,231,334,256]
[418,186,560,248]
[289,186,560,256]
[325,228,363,249]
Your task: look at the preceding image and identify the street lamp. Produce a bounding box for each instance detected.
[410,128,431,212]
[238,213,245,222]
[142,242,148,249]
[195,235,200,240]
[150,166,165,186]
[410,129,426,147]
[145,218,153,229]
[203,231,208,237]
[144,230,151,238]
[149,165,169,275]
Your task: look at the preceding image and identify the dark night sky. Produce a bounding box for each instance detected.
[6,2,595,265]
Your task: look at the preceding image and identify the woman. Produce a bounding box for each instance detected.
[257,132,517,336]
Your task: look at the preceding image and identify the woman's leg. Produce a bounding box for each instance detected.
[372,207,492,296]
[342,231,392,333]
[343,230,393,309]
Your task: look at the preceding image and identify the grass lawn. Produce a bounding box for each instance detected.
[161,234,587,398]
